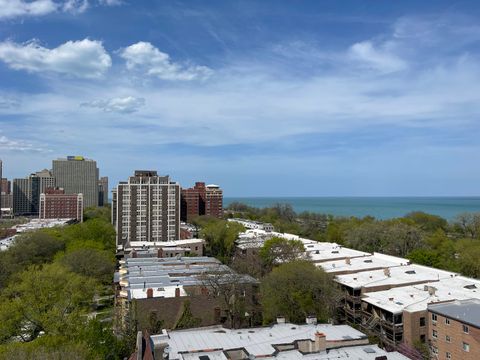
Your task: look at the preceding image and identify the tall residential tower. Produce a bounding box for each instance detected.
[112,170,180,247]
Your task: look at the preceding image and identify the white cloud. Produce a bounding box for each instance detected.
[0,0,122,20]
[0,134,48,152]
[81,96,145,113]
[0,0,57,19]
[0,0,89,19]
[0,39,111,78]
[61,0,88,14]
[99,0,122,5]
[349,41,407,73]
[120,41,213,80]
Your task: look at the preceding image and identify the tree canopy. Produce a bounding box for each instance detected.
[260,260,338,324]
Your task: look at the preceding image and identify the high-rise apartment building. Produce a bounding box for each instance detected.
[98,176,108,206]
[12,170,55,215]
[52,156,99,208]
[39,188,83,222]
[1,178,11,194]
[181,182,223,222]
[205,184,223,218]
[112,170,180,247]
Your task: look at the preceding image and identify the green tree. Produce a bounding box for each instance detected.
[0,263,96,342]
[0,232,65,288]
[260,260,338,324]
[404,211,447,232]
[259,237,306,270]
[59,248,115,285]
[200,219,244,263]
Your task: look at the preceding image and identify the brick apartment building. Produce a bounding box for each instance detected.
[39,188,84,222]
[428,299,480,360]
[181,182,223,223]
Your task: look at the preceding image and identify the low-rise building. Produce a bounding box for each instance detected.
[150,321,409,360]
[428,299,480,360]
[39,188,84,222]
[335,264,457,329]
[228,218,274,232]
[115,256,259,331]
[119,239,206,259]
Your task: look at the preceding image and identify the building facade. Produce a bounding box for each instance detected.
[52,156,99,208]
[39,188,84,222]
[98,176,108,206]
[12,170,55,215]
[112,171,180,246]
[181,182,223,222]
[428,299,480,360]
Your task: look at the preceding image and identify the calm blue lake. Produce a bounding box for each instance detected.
[224,197,480,220]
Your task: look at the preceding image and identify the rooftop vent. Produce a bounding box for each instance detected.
[331,250,339,254]
[464,284,477,290]
[364,259,373,263]
[405,270,416,275]
[363,348,376,354]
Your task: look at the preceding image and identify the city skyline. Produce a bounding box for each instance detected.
[1,1,480,196]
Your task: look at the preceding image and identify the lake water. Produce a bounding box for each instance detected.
[224,197,480,220]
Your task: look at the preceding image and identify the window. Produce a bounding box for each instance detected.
[463,342,470,352]
[445,335,451,343]
[445,318,450,325]
[463,324,469,334]
[432,346,438,355]
[446,352,451,359]
[420,334,426,343]
[432,330,438,338]
[432,313,438,324]
[420,317,426,327]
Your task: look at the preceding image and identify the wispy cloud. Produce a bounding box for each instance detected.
[0,0,122,20]
[0,134,49,152]
[81,96,145,113]
[349,41,407,73]
[0,39,111,78]
[120,42,213,81]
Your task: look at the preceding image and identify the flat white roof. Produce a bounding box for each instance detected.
[362,276,480,314]
[318,253,409,273]
[274,345,409,360]
[305,243,369,263]
[153,323,367,360]
[335,264,457,290]
[127,239,204,248]
[178,345,409,360]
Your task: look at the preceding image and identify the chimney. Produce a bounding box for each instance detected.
[132,250,137,258]
[314,332,326,352]
[147,288,153,298]
[345,258,351,265]
[383,268,391,277]
[389,297,394,302]
[428,286,437,296]
[158,248,163,258]
[175,287,180,297]
[276,316,286,324]
[306,316,317,325]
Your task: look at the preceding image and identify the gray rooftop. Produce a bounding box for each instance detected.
[428,298,480,328]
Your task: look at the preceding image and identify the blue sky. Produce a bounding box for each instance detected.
[0,0,480,196]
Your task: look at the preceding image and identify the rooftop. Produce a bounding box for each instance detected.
[335,264,457,290]
[428,298,480,328]
[152,323,368,360]
[117,257,256,300]
[318,252,409,274]
[305,243,369,263]
[361,276,480,314]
